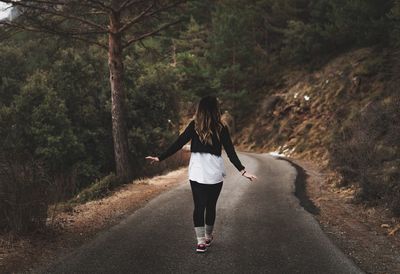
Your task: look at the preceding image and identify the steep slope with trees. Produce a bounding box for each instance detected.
[0,1,399,272]
[0,0,399,232]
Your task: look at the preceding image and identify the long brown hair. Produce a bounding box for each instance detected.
[194,95,225,145]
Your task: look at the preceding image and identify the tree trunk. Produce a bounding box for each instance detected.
[108,11,132,182]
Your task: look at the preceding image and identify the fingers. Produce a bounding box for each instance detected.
[145,156,157,164]
[244,174,258,182]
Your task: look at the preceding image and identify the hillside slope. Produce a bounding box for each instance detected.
[237,47,399,212]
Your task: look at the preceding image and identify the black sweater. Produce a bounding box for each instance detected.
[157,120,245,172]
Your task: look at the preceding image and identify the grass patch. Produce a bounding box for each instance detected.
[70,173,122,204]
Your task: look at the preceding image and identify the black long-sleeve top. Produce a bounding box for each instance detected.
[157,119,245,172]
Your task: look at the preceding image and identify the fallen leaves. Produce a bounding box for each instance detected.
[388,225,400,236]
[380,224,400,236]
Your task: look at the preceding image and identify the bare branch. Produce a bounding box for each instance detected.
[69,36,107,50]
[7,0,68,6]
[118,1,155,33]
[144,0,186,18]
[0,28,19,42]
[138,39,164,59]
[2,0,109,32]
[3,0,112,12]
[119,0,148,11]
[0,20,108,50]
[119,0,185,33]
[81,11,109,16]
[122,20,181,49]
[86,0,115,12]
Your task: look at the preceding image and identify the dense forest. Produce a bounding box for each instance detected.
[0,0,399,233]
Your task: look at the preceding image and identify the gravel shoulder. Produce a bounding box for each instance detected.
[290,158,400,274]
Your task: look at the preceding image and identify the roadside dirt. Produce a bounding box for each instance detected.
[0,167,188,274]
[291,158,400,274]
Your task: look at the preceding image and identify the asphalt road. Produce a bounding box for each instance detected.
[37,152,363,274]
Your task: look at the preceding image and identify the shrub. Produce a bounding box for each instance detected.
[71,173,122,204]
[0,154,49,233]
[329,96,400,213]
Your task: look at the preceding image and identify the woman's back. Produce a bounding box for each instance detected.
[157,119,245,173]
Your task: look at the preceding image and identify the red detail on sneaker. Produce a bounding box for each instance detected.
[196,243,207,252]
[205,235,213,247]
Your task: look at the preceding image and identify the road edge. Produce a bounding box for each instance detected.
[276,157,320,215]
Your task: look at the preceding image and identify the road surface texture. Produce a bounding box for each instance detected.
[37,152,363,274]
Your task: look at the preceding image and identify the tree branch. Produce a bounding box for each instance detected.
[139,0,186,21]
[85,0,115,12]
[3,0,112,12]
[119,0,185,33]
[122,20,181,49]
[118,0,149,11]
[0,28,19,42]
[6,0,68,6]
[2,0,109,32]
[0,20,108,50]
[118,1,155,33]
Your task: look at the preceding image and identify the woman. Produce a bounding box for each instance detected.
[145,95,257,253]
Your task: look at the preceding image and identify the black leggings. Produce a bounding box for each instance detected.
[189,180,223,227]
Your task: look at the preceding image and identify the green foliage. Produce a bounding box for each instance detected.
[0,32,183,232]
[0,46,26,105]
[14,72,82,170]
[388,1,400,47]
[71,173,122,204]
[0,69,81,174]
[176,52,215,100]
[177,17,209,57]
[172,17,215,102]
[0,69,82,232]
[280,20,322,63]
[278,0,393,63]
[206,2,268,120]
[125,62,181,173]
[48,46,113,188]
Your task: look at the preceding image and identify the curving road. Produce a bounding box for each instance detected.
[36,152,363,274]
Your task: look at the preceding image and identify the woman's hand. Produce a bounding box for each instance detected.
[242,171,257,182]
[145,156,160,164]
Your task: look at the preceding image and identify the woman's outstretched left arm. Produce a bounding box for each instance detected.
[221,126,257,181]
[221,125,257,182]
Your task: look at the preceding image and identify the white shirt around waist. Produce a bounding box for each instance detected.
[188,152,226,184]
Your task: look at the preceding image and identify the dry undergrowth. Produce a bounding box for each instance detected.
[0,167,188,274]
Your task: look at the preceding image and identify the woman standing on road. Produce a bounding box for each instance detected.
[145,95,257,253]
